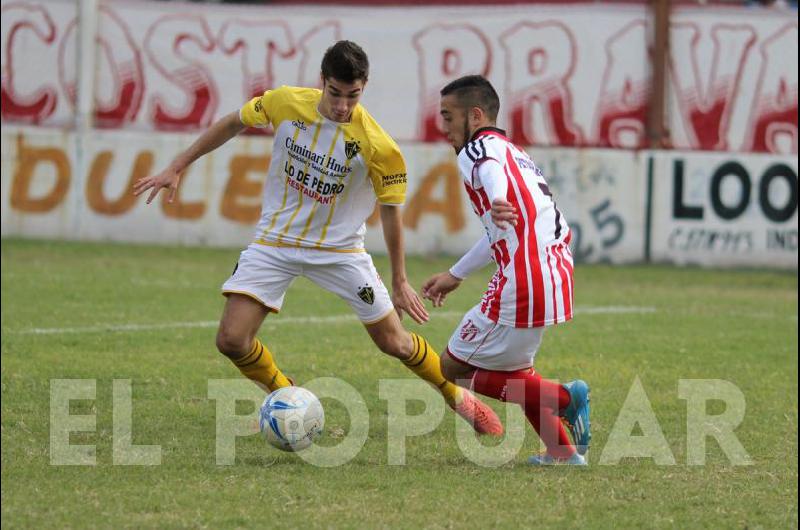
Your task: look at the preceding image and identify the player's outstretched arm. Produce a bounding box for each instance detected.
[133,111,245,204]
[421,236,491,307]
[379,204,430,324]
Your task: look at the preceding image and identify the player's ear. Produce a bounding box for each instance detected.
[468,106,483,127]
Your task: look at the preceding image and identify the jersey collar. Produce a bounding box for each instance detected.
[470,126,509,142]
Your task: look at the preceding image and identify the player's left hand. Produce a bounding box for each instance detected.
[490,198,518,229]
[392,280,430,324]
[421,271,462,308]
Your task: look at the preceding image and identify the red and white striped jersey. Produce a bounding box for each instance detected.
[457,128,573,328]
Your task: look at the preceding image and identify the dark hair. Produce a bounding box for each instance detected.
[321,40,369,83]
[440,75,500,122]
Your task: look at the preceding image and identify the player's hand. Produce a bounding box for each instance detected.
[392,279,429,324]
[133,167,182,204]
[421,272,462,308]
[490,198,518,229]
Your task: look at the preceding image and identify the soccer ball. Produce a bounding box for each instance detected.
[259,386,324,452]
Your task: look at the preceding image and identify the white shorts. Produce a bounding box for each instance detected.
[221,243,394,324]
[447,304,545,371]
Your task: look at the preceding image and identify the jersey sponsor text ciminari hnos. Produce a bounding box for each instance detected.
[239,86,407,252]
[458,128,574,328]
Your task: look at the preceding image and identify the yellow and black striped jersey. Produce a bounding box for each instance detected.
[239,86,407,251]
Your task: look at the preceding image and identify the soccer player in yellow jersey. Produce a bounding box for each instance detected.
[134,41,502,435]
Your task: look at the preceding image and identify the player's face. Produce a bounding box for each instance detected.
[319,77,365,123]
[439,95,471,153]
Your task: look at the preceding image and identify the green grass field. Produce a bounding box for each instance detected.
[1,238,797,529]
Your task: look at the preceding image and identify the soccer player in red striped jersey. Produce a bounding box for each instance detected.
[422,75,591,465]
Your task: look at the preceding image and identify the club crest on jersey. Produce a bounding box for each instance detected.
[357,285,375,305]
[460,319,479,342]
[345,140,361,160]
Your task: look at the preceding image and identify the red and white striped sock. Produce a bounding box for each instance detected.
[471,368,575,459]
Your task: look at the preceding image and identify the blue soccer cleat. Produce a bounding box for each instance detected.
[561,379,591,455]
[527,452,587,466]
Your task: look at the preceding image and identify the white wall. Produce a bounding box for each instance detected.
[2,126,796,268]
[1,0,796,153]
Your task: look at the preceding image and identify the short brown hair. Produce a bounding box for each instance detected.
[321,40,369,83]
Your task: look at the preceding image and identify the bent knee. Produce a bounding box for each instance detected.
[375,333,413,360]
[440,355,457,382]
[215,328,253,360]
[440,351,471,384]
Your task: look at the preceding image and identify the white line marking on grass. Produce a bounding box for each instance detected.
[130,278,209,289]
[19,321,221,335]
[576,306,657,315]
[13,306,657,335]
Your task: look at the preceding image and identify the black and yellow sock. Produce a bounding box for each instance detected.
[403,333,462,406]
[232,338,291,392]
